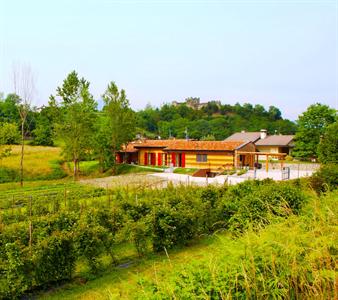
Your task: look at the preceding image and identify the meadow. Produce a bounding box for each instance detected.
[0,145,65,183]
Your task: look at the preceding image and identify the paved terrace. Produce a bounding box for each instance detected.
[149,168,315,186]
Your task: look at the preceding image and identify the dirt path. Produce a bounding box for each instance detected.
[78,173,168,189]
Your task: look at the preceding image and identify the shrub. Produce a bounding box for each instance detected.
[309,164,338,193]
[285,155,293,161]
[33,232,76,286]
[74,223,108,273]
[237,169,247,176]
[0,122,20,145]
[0,242,31,299]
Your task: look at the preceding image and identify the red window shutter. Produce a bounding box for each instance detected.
[151,153,156,166]
[171,153,176,166]
[158,153,162,166]
[181,153,185,167]
[165,154,167,165]
[144,152,148,165]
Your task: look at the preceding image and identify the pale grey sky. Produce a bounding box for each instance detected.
[1,0,337,120]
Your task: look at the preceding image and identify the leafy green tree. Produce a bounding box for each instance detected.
[268,106,282,120]
[53,71,97,178]
[201,134,216,141]
[32,106,57,146]
[102,82,136,171]
[293,103,336,159]
[318,122,338,164]
[0,93,20,123]
[0,122,20,144]
[92,114,114,172]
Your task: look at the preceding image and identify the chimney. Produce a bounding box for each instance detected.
[260,129,267,140]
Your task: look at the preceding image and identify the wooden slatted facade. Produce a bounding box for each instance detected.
[118,139,257,171]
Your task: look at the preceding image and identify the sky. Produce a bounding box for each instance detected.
[0,0,337,120]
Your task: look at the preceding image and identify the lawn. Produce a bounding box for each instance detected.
[173,167,198,175]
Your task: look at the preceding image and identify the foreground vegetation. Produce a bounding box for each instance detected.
[41,189,337,300]
[0,165,337,299]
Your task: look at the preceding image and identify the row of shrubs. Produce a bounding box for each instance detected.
[138,190,337,299]
[0,178,308,299]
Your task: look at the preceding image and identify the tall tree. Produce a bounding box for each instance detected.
[12,63,35,187]
[102,82,135,171]
[318,122,338,164]
[53,71,97,179]
[293,103,336,159]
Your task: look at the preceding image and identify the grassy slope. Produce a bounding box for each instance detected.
[39,190,337,300]
[1,145,61,175]
[0,145,65,182]
[0,145,163,183]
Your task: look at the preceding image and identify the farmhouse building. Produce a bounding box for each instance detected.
[117,139,256,171]
[225,129,294,157]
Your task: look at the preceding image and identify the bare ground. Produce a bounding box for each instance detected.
[78,173,169,189]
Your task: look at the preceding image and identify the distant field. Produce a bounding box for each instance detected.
[0,145,65,182]
[1,145,61,173]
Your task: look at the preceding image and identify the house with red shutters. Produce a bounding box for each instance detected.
[116,139,256,171]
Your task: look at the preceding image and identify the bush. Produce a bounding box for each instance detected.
[0,242,31,299]
[0,122,20,144]
[285,155,293,161]
[33,232,76,286]
[237,169,247,176]
[139,191,337,300]
[309,164,338,193]
[74,223,108,273]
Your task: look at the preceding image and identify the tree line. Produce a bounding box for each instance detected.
[1,71,337,175]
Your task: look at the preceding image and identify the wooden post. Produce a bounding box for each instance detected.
[64,186,67,210]
[234,150,238,170]
[265,155,269,172]
[29,195,32,256]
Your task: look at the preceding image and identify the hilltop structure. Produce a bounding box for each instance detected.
[172,97,221,110]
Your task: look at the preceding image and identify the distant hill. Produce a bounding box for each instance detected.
[136,101,297,140]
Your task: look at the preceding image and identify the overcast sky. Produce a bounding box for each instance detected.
[0,0,337,120]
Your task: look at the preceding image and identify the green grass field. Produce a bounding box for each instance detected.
[0,145,65,182]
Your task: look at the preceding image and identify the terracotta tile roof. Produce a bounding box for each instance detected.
[123,139,246,152]
[255,135,294,146]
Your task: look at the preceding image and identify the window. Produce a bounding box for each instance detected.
[196,154,207,162]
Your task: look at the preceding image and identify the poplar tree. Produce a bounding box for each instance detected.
[53,71,97,179]
[101,82,135,171]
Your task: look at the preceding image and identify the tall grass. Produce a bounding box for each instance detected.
[0,145,65,182]
[138,190,337,299]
